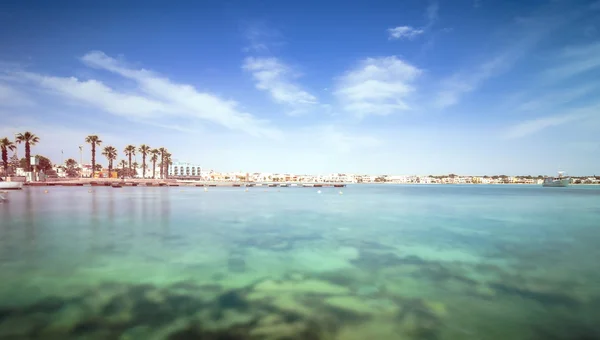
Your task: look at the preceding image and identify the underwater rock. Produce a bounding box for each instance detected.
[228,257,247,273]
[39,303,88,335]
[489,282,579,307]
[254,279,350,295]
[324,296,397,316]
[0,314,47,338]
[250,319,307,339]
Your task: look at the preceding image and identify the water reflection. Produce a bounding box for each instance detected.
[24,189,36,255]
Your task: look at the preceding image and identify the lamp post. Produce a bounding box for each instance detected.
[79,145,83,178]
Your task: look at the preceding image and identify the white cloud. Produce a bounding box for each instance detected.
[1,51,280,138]
[387,26,424,40]
[242,57,317,115]
[334,56,421,117]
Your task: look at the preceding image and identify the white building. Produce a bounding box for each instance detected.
[169,161,202,178]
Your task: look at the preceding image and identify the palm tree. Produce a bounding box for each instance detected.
[119,159,127,178]
[158,147,167,179]
[150,149,159,179]
[164,152,172,179]
[1,137,17,175]
[15,132,40,172]
[124,145,136,178]
[85,135,102,178]
[132,161,139,178]
[138,144,151,178]
[102,146,118,174]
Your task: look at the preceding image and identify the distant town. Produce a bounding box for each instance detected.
[6,158,600,185]
[1,132,598,185]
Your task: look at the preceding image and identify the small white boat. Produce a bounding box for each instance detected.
[302,183,314,187]
[542,171,570,187]
[0,181,23,190]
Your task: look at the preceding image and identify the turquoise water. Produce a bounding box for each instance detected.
[1,184,599,339]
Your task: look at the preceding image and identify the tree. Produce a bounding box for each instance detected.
[138,144,151,178]
[102,146,118,174]
[95,164,102,171]
[65,158,79,178]
[15,132,40,172]
[35,155,53,172]
[124,145,136,178]
[118,159,129,179]
[158,147,167,179]
[9,154,19,173]
[85,135,102,178]
[0,137,17,175]
[150,149,159,179]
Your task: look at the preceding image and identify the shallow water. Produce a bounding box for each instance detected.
[1,184,599,339]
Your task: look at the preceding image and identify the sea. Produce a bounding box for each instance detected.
[0,184,599,339]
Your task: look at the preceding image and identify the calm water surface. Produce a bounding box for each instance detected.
[1,185,599,339]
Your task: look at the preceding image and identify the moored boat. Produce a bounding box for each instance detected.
[542,171,570,187]
[0,181,23,190]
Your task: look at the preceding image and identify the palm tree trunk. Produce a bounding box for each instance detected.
[152,160,156,179]
[142,155,146,178]
[25,142,31,171]
[128,155,132,178]
[160,153,164,179]
[2,149,7,174]
[91,144,96,178]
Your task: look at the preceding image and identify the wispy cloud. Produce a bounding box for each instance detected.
[389,1,438,41]
[516,83,598,112]
[544,42,600,81]
[334,56,421,117]
[1,51,280,138]
[313,125,383,154]
[505,105,598,138]
[242,22,285,53]
[0,82,34,107]
[425,1,439,29]
[242,57,317,115]
[387,26,424,40]
[433,4,581,109]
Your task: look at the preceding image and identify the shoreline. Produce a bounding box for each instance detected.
[17,179,599,188]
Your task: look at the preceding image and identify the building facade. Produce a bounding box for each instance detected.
[168,161,203,178]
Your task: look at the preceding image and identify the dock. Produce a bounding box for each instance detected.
[21,180,347,188]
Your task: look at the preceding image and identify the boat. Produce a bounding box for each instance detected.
[542,171,571,187]
[111,183,123,188]
[0,181,23,190]
[302,183,314,187]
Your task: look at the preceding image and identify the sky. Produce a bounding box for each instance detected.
[1,0,599,176]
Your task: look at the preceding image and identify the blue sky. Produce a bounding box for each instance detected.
[1,0,599,175]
